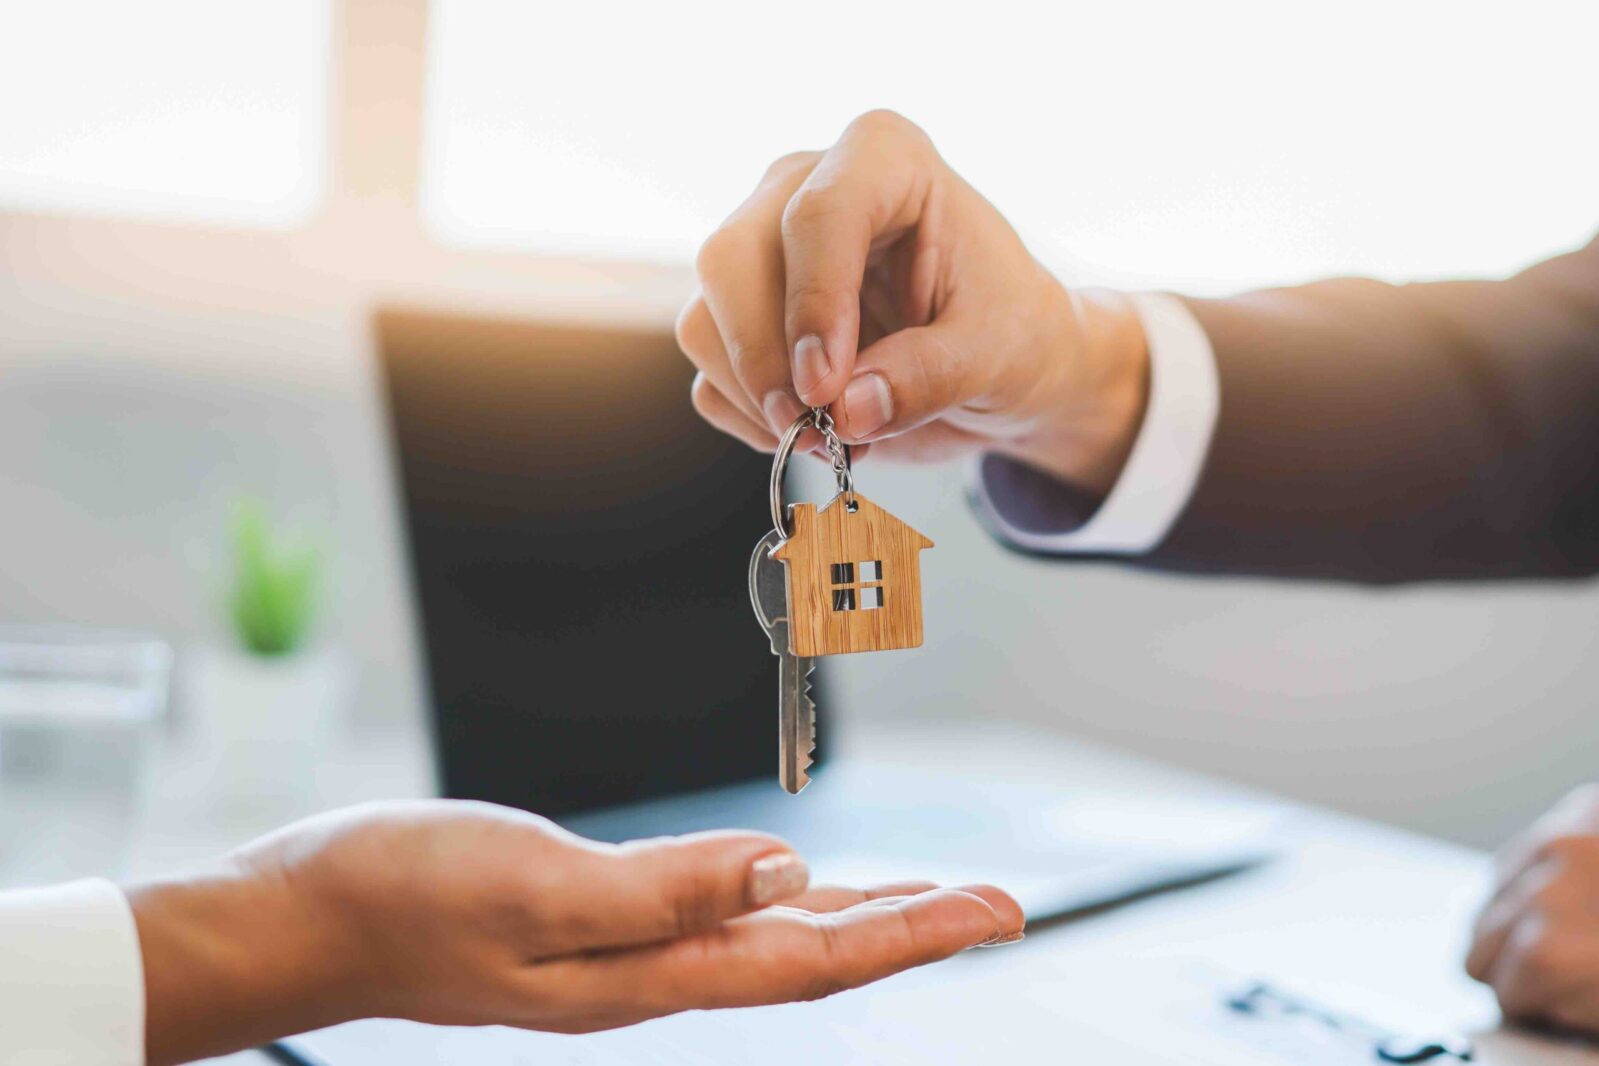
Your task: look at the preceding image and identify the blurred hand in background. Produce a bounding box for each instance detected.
[676,110,1149,495]
[129,800,1022,1065]
[1467,785,1599,1035]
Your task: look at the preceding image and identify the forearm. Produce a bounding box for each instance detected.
[128,865,361,1064]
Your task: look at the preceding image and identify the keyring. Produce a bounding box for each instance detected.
[769,408,855,538]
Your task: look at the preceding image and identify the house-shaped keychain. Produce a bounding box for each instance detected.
[771,492,934,658]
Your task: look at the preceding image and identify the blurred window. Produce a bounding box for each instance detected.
[422,0,1599,292]
[0,0,329,227]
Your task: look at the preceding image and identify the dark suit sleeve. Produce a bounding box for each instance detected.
[986,235,1599,583]
[1147,234,1599,582]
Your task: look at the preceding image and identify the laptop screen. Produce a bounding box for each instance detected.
[377,309,815,814]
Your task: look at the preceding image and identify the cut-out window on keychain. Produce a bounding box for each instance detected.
[830,560,885,612]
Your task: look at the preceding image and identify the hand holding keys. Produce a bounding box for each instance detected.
[750,408,934,793]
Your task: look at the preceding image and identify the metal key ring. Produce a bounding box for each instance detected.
[769,408,854,538]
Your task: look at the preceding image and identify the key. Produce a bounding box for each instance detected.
[750,405,931,793]
[749,527,816,794]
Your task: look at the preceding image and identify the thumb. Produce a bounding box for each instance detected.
[831,321,988,444]
[572,831,809,952]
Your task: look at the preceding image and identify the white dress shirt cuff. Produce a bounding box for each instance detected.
[0,878,144,1066]
[973,292,1219,554]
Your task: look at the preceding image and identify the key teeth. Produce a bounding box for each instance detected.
[803,676,816,749]
[784,662,816,795]
[800,670,815,786]
[804,669,817,752]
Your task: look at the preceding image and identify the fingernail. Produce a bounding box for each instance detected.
[976,931,1026,948]
[793,335,832,396]
[748,852,809,906]
[763,390,804,434]
[841,372,892,438]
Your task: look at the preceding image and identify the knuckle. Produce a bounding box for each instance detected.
[786,278,848,303]
[688,373,718,413]
[793,920,857,1003]
[780,184,846,235]
[694,226,748,279]
[667,868,724,940]
[907,340,938,412]
[724,335,784,383]
[763,150,821,183]
[847,108,924,144]
[670,894,703,940]
[789,915,856,1002]
[910,329,962,414]
[784,280,856,331]
[1536,832,1598,867]
[674,297,713,356]
[692,233,722,278]
[813,913,847,963]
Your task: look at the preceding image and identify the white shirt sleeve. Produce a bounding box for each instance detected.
[972,292,1219,554]
[0,879,144,1066]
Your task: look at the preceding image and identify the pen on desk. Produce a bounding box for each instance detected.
[261,1041,332,1066]
[1225,980,1475,1063]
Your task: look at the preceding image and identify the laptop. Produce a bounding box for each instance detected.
[285,309,1273,1060]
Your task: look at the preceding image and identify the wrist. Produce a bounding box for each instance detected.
[998,284,1149,494]
[128,861,363,1064]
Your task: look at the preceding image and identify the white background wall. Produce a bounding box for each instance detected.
[4,0,1598,850]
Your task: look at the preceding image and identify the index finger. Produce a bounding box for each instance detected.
[788,882,1024,939]
[537,888,1003,1015]
[694,151,820,433]
[784,881,941,912]
[780,110,940,406]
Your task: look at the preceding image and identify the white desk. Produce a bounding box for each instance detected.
[20,717,1594,1065]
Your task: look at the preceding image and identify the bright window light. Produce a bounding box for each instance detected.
[0,0,329,227]
[423,0,1599,292]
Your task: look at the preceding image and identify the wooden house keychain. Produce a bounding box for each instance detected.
[748,407,934,792]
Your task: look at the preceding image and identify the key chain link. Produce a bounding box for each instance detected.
[811,407,856,506]
[769,407,857,538]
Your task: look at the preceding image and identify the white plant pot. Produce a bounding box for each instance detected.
[186,645,348,815]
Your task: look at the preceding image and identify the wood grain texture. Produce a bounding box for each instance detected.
[770,492,933,657]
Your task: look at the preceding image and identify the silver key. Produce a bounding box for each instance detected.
[749,528,816,794]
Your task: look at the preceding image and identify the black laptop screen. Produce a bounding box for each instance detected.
[377,310,812,814]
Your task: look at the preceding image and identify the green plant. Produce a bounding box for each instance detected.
[228,498,320,657]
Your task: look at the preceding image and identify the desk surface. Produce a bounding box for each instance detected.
[66,717,1599,1065]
